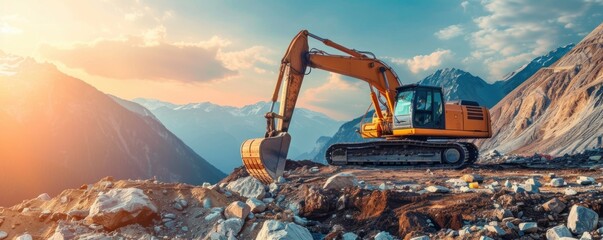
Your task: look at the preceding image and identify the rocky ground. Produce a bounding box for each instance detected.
[0,150,602,240]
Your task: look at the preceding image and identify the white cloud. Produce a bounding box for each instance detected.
[435,25,464,40]
[461,1,469,11]
[299,73,367,120]
[217,46,275,71]
[390,49,452,74]
[467,0,603,79]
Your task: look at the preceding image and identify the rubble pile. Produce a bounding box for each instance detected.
[0,158,602,240]
[480,148,603,169]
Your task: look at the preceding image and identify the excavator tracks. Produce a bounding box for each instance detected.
[326,140,478,170]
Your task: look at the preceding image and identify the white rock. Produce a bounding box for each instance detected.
[323,172,358,189]
[410,236,430,240]
[504,180,512,188]
[277,176,287,183]
[224,201,251,220]
[14,234,32,240]
[0,231,7,240]
[309,166,320,173]
[445,178,467,187]
[214,218,244,237]
[565,188,577,196]
[525,177,542,187]
[524,183,540,193]
[425,185,450,193]
[37,193,51,201]
[486,225,505,235]
[255,220,312,240]
[246,198,267,213]
[580,231,593,240]
[519,222,538,233]
[205,212,223,222]
[202,182,212,188]
[374,231,395,240]
[550,178,565,187]
[342,232,358,240]
[589,155,602,161]
[204,198,212,209]
[86,188,158,230]
[546,225,573,240]
[577,176,595,185]
[226,176,266,199]
[567,205,599,234]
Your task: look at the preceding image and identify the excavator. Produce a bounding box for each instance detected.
[241,30,492,184]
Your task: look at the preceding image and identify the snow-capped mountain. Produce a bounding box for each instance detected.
[133,99,343,173]
[419,68,501,107]
[493,44,574,95]
[0,54,225,206]
[419,44,574,108]
[476,23,603,155]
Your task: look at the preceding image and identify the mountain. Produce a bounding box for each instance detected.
[310,111,375,162]
[133,99,343,173]
[0,54,225,206]
[419,68,502,107]
[419,44,574,108]
[476,23,603,155]
[493,44,574,95]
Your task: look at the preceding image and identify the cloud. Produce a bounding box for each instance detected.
[461,1,469,11]
[467,0,603,79]
[39,27,239,83]
[435,25,464,40]
[390,49,452,74]
[299,73,367,120]
[0,15,25,35]
[217,46,275,71]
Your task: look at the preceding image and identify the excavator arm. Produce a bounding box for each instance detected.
[241,30,401,183]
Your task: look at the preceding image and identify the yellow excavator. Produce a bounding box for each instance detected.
[241,30,492,184]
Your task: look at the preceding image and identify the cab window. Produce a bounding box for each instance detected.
[394,91,413,116]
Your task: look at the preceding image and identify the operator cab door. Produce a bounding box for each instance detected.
[393,86,445,130]
[413,87,445,129]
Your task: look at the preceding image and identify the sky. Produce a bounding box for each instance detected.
[1,0,602,120]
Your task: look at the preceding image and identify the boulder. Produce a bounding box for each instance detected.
[213,218,244,237]
[374,231,395,240]
[486,225,505,235]
[512,185,525,193]
[225,176,266,199]
[504,180,512,188]
[224,201,251,220]
[86,188,158,230]
[565,188,577,196]
[460,174,483,183]
[425,185,450,193]
[246,198,267,213]
[577,176,595,185]
[546,225,573,240]
[14,234,32,240]
[255,220,313,240]
[342,232,358,240]
[496,209,513,220]
[567,205,599,234]
[581,232,593,240]
[0,231,7,240]
[550,178,565,187]
[323,172,358,190]
[543,198,566,214]
[524,183,540,193]
[525,177,542,187]
[519,222,538,233]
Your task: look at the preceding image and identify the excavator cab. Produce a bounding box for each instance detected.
[393,85,445,130]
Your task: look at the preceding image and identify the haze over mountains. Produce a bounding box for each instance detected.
[0,54,224,206]
[133,99,342,173]
[477,23,603,155]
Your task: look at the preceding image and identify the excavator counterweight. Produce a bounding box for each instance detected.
[241,30,492,184]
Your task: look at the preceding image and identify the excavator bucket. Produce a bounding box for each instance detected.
[240,133,291,184]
